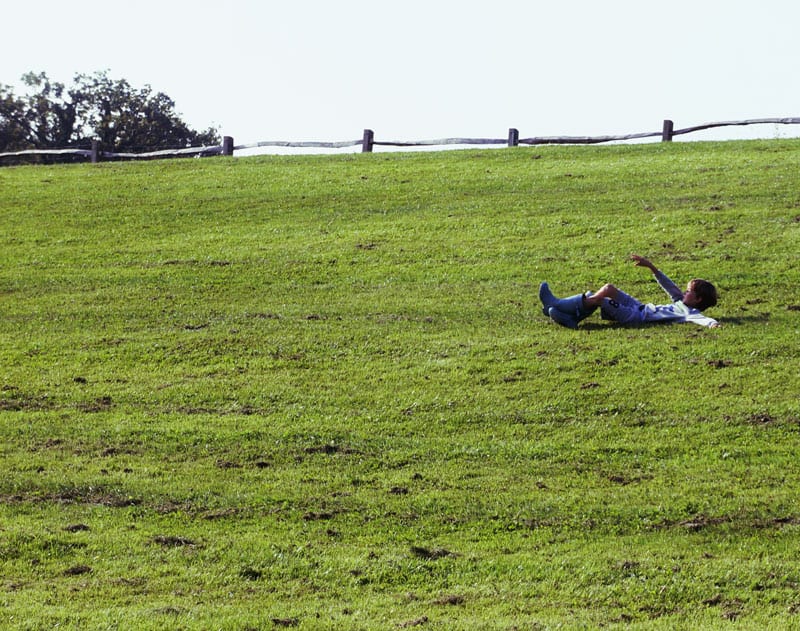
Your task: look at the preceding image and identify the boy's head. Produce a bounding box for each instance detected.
[684,279,718,310]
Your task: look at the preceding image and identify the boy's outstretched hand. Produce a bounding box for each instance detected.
[630,254,656,271]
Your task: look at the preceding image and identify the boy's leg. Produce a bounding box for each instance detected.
[540,282,645,327]
[548,306,584,329]
[591,285,646,325]
[583,284,621,308]
[539,282,597,328]
[539,282,595,317]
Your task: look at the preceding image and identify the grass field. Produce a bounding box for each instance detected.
[1,140,799,629]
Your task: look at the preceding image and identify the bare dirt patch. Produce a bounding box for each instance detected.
[410,546,456,560]
[304,443,360,456]
[152,535,197,548]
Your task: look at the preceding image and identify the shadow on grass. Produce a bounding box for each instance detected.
[544,314,768,331]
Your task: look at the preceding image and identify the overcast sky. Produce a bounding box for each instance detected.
[4,0,800,151]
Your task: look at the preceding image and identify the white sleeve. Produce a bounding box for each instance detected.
[653,270,684,302]
[686,312,719,328]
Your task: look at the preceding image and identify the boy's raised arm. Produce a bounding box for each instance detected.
[631,254,684,301]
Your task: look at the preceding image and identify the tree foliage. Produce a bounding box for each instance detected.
[0,71,219,155]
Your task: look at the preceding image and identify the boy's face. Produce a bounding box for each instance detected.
[682,281,702,308]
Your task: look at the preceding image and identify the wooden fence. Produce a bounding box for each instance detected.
[2,117,799,163]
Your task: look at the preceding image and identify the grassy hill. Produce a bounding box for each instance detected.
[1,140,799,629]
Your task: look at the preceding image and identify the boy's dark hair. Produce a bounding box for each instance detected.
[692,279,718,310]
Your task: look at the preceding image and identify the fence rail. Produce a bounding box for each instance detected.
[2,117,799,164]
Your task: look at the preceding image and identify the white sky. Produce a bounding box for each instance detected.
[3,0,800,151]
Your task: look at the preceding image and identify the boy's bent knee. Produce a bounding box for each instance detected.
[596,284,619,299]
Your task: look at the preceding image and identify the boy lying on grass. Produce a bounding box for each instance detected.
[539,254,719,329]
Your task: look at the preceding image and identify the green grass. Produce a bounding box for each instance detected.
[1,140,799,629]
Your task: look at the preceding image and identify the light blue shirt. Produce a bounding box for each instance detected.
[643,271,718,327]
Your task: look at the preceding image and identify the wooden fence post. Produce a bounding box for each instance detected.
[362,129,374,153]
[508,128,519,147]
[91,140,100,163]
[661,120,674,142]
[222,136,234,156]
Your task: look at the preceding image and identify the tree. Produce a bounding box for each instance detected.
[0,86,31,151]
[0,71,219,156]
